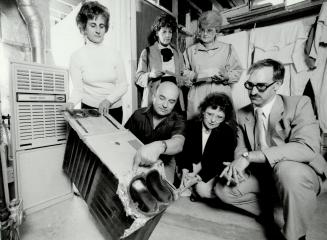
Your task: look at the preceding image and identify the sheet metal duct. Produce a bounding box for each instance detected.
[16,0,45,63]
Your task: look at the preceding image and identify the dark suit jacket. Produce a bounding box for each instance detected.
[235,95,327,180]
[178,118,237,182]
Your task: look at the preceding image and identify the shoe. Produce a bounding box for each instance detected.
[190,193,201,202]
[129,178,158,214]
[146,170,174,203]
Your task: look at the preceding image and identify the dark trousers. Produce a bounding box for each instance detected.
[81,102,123,124]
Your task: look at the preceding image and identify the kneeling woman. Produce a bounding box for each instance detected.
[178,93,237,199]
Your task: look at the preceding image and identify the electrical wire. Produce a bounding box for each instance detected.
[1,219,20,240]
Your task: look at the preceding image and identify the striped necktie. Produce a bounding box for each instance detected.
[254,108,268,150]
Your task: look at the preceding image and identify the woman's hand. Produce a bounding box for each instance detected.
[149,69,165,78]
[149,69,164,79]
[176,76,188,87]
[62,102,74,113]
[184,72,197,87]
[213,68,229,83]
[98,99,112,115]
[181,169,201,189]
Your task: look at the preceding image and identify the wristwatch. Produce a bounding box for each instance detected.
[161,140,167,153]
[242,152,250,162]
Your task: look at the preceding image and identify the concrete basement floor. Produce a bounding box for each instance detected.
[20,193,327,240]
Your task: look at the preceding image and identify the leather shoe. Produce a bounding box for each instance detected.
[129,178,157,214]
[146,170,173,203]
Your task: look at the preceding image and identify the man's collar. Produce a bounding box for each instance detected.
[254,95,277,118]
[141,106,153,114]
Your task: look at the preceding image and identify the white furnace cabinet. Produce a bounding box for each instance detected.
[10,61,72,214]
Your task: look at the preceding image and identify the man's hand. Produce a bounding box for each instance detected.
[220,157,249,186]
[132,141,164,172]
[98,99,112,115]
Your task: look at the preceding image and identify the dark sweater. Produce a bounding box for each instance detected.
[177,119,237,182]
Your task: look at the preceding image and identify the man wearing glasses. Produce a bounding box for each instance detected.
[215,59,327,240]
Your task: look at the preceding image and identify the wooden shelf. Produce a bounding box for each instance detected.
[221,1,323,32]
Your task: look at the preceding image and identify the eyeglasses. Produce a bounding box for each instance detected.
[198,27,216,35]
[244,81,276,92]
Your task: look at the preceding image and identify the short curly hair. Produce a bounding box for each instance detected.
[198,10,222,32]
[151,13,177,33]
[76,1,110,33]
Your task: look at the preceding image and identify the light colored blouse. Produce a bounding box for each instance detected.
[183,40,242,83]
[183,40,243,119]
[68,40,128,109]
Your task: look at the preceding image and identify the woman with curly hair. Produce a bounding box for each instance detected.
[178,92,237,200]
[64,1,128,123]
[136,13,187,112]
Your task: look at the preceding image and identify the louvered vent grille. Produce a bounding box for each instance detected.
[17,104,67,147]
[12,62,69,149]
[16,69,30,91]
[15,68,66,93]
[55,104,67,138]
[55,74,65,92]
[63,130,134,238]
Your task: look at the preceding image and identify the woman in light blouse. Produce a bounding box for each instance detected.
[65,1,128,123]
[184,10,242,120]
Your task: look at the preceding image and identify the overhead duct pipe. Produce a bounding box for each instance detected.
[16,0,45,64]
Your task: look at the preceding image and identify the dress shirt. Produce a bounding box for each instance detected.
[254,95,276,130]
[124,106,185,163]
[202,126,211,154]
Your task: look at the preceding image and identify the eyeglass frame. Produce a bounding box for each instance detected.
[198,27,217,35]
[244,81,277,92]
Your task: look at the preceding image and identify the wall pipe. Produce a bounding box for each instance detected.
[16,0,45,64]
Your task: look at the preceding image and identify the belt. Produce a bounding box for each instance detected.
[192,76,229,87]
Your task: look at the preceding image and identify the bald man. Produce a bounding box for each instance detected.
[125,81,186,183]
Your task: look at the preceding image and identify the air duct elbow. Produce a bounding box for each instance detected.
[16,0,45,64]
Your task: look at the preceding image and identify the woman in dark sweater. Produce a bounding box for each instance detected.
[178,92,237,199]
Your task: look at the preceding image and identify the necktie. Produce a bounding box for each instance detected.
[254,108,268,150]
